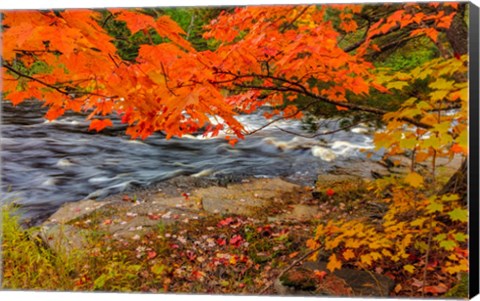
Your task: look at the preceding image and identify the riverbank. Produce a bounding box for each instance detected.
[2,155,465,296]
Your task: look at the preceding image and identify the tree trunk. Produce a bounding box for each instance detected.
[439,159,467,205]
[438,4,469,204]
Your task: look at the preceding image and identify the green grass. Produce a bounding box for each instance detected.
[1,206,167,292]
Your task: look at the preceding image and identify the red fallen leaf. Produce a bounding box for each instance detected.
[147,251,157,259]
[422,284,448,294]
[186,250,197,261]
[218,217,234,227]
[182,192,189,200]
[122,195,131,202]
[314,270,327,280]
[148,213,160,220]
[103,219,112,225]
[454,52,461,60]
[216,238,226,246]
[326,188,335,197]
[230,235,244,247]
[170,244,179,249]
[191,270,205,280]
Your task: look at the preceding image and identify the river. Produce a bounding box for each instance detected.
[1,100,380,223]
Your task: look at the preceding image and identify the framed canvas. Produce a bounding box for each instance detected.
[1,0,479,300]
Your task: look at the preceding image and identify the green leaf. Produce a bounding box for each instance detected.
[151,263,165,275]
[404,172,424,188]
[439,240,457,251]
[448,208,468,222]
[93,274,107,289]
[434,233,447,242]
[453,232,468,242]
[427,202,443,213]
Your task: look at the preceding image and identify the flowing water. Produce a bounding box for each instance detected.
[1,100,380,223]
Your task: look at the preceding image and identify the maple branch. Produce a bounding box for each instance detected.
[2,63,116,99]
[280,5,311,32]
[160,62,178,96]
[245,100,319,135]
[226,73,434,130]
[274,119,364,138]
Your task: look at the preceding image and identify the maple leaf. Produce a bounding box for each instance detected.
[88,119,113,132]
[327,254,341,272]
[342,249,355,261]
[229,235,244,247]
[147,251,157,260]
[115,10,156,34]
[45,107,65,121]
[404,172,424,188]
[448,208,468,222]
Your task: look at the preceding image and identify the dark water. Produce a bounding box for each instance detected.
[1,100,378,223]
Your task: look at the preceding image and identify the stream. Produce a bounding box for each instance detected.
[1,100,380,223]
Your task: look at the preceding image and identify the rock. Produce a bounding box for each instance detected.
[37,224,88,254]
[193,178,301,216]
[46,199,106,224]
[275,261,394,297]
[302,261,395,297]
[272,204,320,222]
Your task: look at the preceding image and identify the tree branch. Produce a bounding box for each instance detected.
[2,63,117,99]
[214,68,436,130]
[274,120,364,138]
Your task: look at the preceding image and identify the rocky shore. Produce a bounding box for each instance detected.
[26,154,462,295]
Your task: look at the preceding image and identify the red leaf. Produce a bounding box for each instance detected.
[216,238,226,246]
[147,251,157,259]
[229,235,244,247]
[218,217,234,227]
[422,284,448,294]
[88,119,113,132]
[326,188,335,197]
[45,107,65,121]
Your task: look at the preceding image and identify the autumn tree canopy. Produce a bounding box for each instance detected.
[1,3,467,148]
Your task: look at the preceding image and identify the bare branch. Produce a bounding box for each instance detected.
[274,120,364,138]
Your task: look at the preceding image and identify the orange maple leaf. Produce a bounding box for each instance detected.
[88,119,113,132]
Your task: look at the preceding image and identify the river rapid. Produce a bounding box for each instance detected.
[1,100,380,223]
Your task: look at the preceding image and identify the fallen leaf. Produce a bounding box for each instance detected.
[147,251,157,259]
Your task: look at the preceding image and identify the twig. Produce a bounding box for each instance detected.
[245,101,318,135]
[2,62,116,99]
[160,62,178,96]
[259,246,322,295]
[274,120,363,138]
